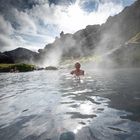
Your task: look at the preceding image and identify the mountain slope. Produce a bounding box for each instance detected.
[0,52,14,63]
[3,48,39,64]
[0,0,140,67]
[40,0,140,67]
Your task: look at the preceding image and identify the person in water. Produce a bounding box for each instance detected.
[70,62,84,76]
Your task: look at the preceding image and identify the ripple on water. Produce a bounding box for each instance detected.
[0,69,140,140]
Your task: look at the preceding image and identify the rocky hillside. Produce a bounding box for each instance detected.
[0,0,140,67]
[40,0,140,67]
[0,52,14,63]
[3,48,39,64]
[108,34,140,68]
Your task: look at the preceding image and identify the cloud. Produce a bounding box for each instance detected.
[12,8,37,34]
[0,35,15,51]
[29,0,124,33]
[0,0,135,51]
[0,15,15,51]
[0,15,13,35]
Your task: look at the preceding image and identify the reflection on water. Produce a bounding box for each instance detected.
[0,69,140,140]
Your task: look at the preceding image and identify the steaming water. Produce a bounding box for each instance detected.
[0,69,140,140]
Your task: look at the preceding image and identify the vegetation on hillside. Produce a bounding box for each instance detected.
[127,32,140,43]
[0,63,35,72]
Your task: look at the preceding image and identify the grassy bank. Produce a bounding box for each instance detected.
[0,63,35,72]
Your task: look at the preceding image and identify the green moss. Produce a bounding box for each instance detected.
[128,32,140,43]
[0,63,35,72]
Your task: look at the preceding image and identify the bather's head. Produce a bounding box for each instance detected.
[75,62,81,70]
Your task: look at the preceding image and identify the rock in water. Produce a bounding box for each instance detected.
[45,66,58,70]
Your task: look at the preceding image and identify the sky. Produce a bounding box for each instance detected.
[0,0,136,52]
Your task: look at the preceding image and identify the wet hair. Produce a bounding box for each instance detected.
[75,62,81,68]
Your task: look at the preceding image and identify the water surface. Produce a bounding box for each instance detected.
[0,69,140,140]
